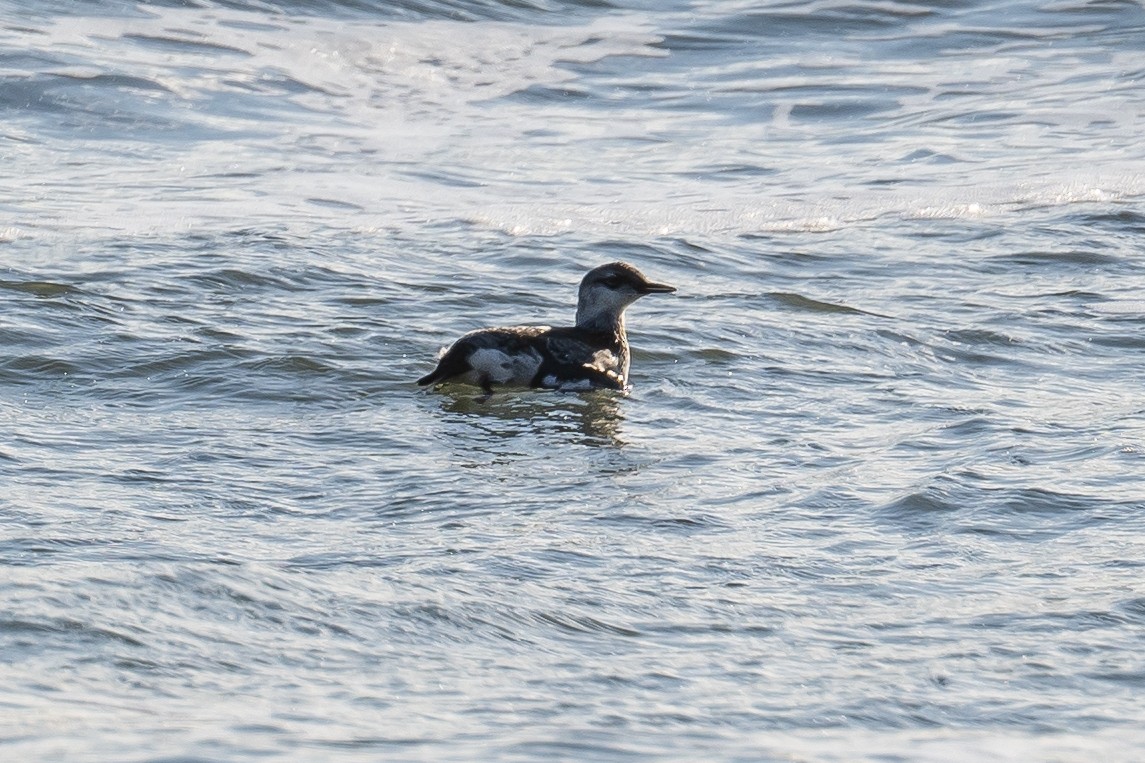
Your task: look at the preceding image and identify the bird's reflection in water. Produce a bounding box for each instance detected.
[436,387,626,449]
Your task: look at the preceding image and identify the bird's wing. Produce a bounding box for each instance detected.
[417,326,551,386]
[543,332,625,390]
[464,325,552,351]
[543,332,595,366]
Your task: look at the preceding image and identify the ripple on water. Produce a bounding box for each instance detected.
[3,0,1145,759]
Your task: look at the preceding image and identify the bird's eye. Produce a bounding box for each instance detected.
[601,277,621,289]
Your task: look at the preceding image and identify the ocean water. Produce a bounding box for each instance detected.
[2,0,1145,760]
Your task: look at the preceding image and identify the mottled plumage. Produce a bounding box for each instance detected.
[417,262,675,393]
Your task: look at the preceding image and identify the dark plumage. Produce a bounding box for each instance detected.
[417,262,676,393]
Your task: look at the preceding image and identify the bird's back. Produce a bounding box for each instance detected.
[417,324,628,391]
[416,325,550,390]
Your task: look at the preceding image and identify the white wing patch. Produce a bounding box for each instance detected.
[585,349,625,387]
[467,347,542,386]
[586,349,616,373]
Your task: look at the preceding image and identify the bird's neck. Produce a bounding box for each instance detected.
[575,302,626,336]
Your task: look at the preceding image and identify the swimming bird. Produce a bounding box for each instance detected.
[417,261,676,393]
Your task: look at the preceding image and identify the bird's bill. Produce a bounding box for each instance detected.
[639,280,677,294]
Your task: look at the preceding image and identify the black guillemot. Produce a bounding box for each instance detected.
[417,261,676,393]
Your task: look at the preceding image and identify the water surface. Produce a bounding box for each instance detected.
[2,0,1145,760]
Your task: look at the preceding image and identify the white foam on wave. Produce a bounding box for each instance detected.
[10,2,1145,246]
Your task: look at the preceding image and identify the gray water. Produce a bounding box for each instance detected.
[3,0,1145,760]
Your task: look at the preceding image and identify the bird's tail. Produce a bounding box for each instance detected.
[417,345,470,386]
